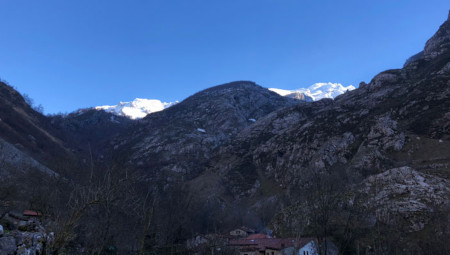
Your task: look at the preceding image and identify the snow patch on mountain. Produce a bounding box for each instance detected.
[268,88,295,96]
[96,98,177,119]
[269,82,355,101]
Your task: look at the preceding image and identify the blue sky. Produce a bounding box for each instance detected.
[0,1,448,114]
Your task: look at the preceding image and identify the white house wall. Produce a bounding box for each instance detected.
[298,241,318,255]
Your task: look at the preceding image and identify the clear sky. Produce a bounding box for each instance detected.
[0,1,448,114]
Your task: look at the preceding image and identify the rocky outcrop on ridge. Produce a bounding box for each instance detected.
[358,167,450,232]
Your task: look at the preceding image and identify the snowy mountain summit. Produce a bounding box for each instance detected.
[269,82,355,101]
[96,98,177,119]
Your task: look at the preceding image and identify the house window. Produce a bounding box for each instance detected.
[271,252,274,255]
[303,251,306,255]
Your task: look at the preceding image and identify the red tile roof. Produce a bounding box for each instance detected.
[23,210,42,217]
[245,233,269,240]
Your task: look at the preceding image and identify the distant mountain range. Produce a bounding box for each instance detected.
[95,82,355,119]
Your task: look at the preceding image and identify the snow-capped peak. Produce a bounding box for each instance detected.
[301,82,356,100]
[269,82,355,101]
[95,98,177,120]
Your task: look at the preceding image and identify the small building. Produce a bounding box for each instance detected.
[298,240,316,255]
[23,210,42,218]
[298,239,339,255]
[230,226,256,238]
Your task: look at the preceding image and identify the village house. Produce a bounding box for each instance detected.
[23,209,42,218]
[3,209,42,224]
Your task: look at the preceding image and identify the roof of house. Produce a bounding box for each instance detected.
[245,233,268,240]
[23,210,42,217]
[230,237,313,251]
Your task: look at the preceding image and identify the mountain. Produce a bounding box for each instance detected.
[111,81,300,176]
[269,82,356,101]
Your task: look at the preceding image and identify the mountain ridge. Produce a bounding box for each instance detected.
[91,82,353,119]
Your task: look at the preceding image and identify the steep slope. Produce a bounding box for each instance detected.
[0,81,80,177]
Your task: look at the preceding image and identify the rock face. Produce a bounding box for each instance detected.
[0,138,57,177]
[0,217,53,255]
[424,11,450,59]
[359,167,450,232]
[285,91,313,101]
[366,115,405,151]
